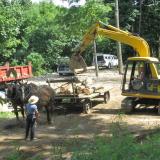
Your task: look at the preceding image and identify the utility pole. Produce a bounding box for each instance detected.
[115,0,123,74]
[93,40,99,77]
[158,36,160,59]
[138,0,143,35]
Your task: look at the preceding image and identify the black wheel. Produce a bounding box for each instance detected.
[104,91,110,104]
[121,97,136,114]
[83,100,92,114]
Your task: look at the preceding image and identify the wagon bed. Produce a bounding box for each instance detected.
[47,77,112,113]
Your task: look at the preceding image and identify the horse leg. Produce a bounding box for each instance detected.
[48,99,55,124]
[45,106,51,124]
[13,105,19,121]
[49,100,55,123]
[21,106,25,119]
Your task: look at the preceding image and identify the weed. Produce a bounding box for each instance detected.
[0,112,15,119]
[4,120,160,160]
[71,121,160,160]
[5,145,22,160]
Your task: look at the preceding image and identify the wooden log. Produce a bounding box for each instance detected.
[92,86,104,92]
[47,77,79,83]
[59,84,73,94]
[76,85,85,94]
[82,88,94,95]
[74,66,95,74]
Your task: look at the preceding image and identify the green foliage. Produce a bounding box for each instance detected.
[56,0,112,65]
[3,120,160,160]
[5,145,22,160]
[139,1,160,57]
[72,125,160,160]
[0,112,15,119]
[0,1,23,59]
[0,0,159,74]
[26,52,45,76]
[59,0,112,35]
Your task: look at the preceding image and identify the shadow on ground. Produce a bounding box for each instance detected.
[0,103,160,159]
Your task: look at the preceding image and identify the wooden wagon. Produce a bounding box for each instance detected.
[47,77,111,113]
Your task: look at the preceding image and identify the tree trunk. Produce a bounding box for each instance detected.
[158,36,160,59]
[93,40,99,77]
[138,0,143,35]
[115,0,123,74]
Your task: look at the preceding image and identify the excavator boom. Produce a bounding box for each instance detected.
[69,21,160,114]
[70,21,150,72]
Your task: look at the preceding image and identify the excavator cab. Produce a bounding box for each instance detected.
[122,58,160,94]
[123,60,148,92]
[121,58,160,114]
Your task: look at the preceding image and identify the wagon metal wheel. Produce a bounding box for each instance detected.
[104,91,110,104]
[83,99,92,114]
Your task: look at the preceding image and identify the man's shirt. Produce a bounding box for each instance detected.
[25,104,38,118]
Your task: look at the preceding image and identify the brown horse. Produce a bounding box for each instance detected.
[22,83,56,124]
[6,83,25,120]
[6,83,56,124]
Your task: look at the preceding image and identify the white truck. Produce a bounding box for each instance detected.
[93,54,118,69]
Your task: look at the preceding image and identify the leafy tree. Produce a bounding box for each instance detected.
[0,1,24,63]
[26,52,45,76]
[0,0,159,75]
[57,0,112,65]
[137,0,160,57]
[24,2,64,70]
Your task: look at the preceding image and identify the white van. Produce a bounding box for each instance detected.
[93,54,118,68]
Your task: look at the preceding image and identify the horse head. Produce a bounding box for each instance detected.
[19,82,39,103]
[6,83,21,101]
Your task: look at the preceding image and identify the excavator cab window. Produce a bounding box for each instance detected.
[122,61,153,92]
[122,61,132,91]
[133,62,153,80]
[154,62,160,76]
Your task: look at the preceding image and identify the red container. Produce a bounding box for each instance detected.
[0,62,32,83]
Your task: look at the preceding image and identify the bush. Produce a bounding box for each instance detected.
[6,146,22,160]
[71,122,160,160]
[26,52,45,76]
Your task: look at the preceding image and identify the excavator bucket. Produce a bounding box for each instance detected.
[69,53,87,73]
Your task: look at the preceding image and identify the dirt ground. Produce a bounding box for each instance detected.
[0,69,160,159]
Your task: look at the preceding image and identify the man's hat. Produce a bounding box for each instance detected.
[28,95,39,104]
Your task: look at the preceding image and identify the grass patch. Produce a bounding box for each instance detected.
[5,147,22,160]
[71,122,160,160]
[0,112,15,119]
[5,121,160,160]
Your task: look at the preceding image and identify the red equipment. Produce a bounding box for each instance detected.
[0,62,32,83]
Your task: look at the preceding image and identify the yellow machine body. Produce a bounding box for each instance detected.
[70,21,160,104]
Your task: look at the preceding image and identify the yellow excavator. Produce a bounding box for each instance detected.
[69,21,160,114]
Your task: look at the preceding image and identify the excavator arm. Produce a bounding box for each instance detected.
[69,21,150,71]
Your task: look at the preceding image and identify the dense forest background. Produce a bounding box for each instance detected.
[0,0,160,75]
